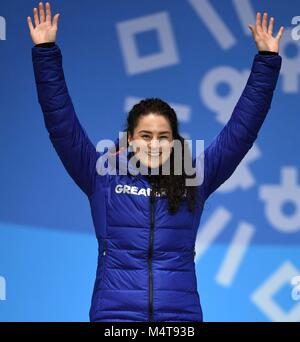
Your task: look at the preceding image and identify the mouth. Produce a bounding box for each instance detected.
[146,151,162,158]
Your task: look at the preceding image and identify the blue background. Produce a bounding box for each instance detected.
[0,0,300,321]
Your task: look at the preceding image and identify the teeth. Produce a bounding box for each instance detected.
[144,150,162,156]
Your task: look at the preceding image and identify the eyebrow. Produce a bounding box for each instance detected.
[138,130,171,134]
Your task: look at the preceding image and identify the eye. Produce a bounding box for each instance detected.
[160,136,169,140]
[141,135,151,140]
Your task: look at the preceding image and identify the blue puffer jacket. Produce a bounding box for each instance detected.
[32,44,281,322]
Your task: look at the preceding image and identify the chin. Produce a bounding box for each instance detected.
[141,160,160,168]
[138,154,171,172]
[148,163,161,169]
[138,159,160,172]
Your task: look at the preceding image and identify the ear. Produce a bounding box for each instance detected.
[127,133,132,145]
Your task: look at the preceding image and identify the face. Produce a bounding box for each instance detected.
[128,113,174,170]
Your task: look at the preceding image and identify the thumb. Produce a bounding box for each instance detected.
[248,24,256,37]
[53,13,60,29]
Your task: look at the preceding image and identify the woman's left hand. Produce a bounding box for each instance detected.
[248,12,284,53]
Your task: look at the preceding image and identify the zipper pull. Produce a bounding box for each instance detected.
[150,190,155,203]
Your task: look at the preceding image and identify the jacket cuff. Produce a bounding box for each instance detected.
[253,52,282,70]
[32,43,61,60]
[259,50,279,55]
[248,53,282,94]
[35,42,56,48]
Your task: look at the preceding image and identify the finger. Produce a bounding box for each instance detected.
[39,2,45,23]
[27,16,34,32]
[248,24,255,35]
[276,26,284,40]
[33,7,39,26]
[255,12,262,33]
[46,2,52,23]
[255,12,260,26]
[268,16,274,35]
[52,13,60,29]
[262,12,268,33]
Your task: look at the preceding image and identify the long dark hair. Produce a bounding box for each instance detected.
[121,97,200,214]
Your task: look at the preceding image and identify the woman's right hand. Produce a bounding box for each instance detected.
[27,2,60,45]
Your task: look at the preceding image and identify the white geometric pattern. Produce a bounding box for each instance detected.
[251,261,300,322]
[116,12,179,75]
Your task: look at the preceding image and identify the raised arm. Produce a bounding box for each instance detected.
[28,2,99,196]
[198,12,284,200]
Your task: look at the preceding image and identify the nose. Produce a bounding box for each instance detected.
[148,139,160,151]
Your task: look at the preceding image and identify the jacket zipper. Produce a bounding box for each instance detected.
[148,190,155,321]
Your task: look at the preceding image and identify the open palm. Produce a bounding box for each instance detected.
[248,12,284,53]
[27,2,60,45]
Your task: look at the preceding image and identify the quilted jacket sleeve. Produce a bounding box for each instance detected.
[32,44,100,196]
[197,53,282,200]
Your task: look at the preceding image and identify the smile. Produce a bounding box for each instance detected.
[146,152,162,157]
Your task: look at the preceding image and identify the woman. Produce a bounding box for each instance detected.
[27,2,284,322]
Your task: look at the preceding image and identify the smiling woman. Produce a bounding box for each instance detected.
[128,113,174,169]
[28,2,284,322]
[122,98,198,213]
